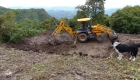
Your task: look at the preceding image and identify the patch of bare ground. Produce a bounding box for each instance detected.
[0,47,140,80]
[5,31,140,58]
[0,31,140,80]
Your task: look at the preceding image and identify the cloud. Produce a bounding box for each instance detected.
[0,0,85,8]
[105,0,140,9]
[0,0,140,9]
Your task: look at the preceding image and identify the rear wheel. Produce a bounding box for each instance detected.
[78,33,88,42]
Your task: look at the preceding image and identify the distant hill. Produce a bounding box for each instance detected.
[46,10,76,19]
[105,8,120,16]
[0,6,11,14]
[45,6,77,19]
[45,6,76,11]
[16,8,51,22]
[0,6,51,22]
[0,6,120,20]
[45,6,119,19]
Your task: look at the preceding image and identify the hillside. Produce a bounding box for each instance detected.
[0,6,119,20]
[45,6,119,19]
[0,6,51,22]
[16,8,51,22]
[0,31,140,80]
[0,6,11,14]
[47,10,76,19]
[45,6,76,19]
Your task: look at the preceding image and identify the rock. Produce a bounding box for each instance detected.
[5,69,13,78]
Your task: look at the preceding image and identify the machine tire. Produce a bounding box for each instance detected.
[96,34,104,42]
[78,33,88,42]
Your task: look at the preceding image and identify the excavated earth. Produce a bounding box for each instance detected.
[6,31,140,57]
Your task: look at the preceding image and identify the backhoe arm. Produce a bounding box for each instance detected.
[52,21,77,38]
[49,21,77,45]
[52,21,63,36]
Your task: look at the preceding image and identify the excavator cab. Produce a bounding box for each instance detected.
[77,18,96,42]
[77,22,88,33]
[77,18,91,31]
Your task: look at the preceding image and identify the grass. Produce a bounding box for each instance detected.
[0,47,140,80]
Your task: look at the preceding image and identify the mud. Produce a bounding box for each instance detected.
[6,31,140,57]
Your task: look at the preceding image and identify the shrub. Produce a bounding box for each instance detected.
[110,5,140,34]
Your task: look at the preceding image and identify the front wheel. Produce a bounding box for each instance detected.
[78,33,88,42]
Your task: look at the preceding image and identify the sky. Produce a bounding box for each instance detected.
[0,0,140,9]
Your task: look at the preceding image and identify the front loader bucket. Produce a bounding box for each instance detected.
[108,30,118,40]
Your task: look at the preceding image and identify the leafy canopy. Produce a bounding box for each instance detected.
[75,0,105,25]
[110,5,140,34]
[0,10,45,43]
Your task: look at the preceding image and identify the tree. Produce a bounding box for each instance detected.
[41,17,59,30]
[0,10,20,43]
[59,18,69,25]
[75,0,105,25]
[0,10,45,43]
[103,14,110,26]
[68,19,77,30]
[110,5,140,34]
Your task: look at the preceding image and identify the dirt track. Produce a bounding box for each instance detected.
[6,31,140,57]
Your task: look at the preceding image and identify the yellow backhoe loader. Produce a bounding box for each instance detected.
[49,18,117,45]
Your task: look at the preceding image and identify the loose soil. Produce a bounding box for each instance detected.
[1,31,140,80]
[5,31,140,57]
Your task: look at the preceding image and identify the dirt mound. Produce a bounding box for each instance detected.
[6,31,140,57]
[6,31,75,54]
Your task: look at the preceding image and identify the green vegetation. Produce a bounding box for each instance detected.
[0,10,45,43]
[0,6,51,22]
[75,0,105,25]
[110,5,140,34]
[0,10,19,43]
[74,0,140,34]
[0,6,11,14]
[0,6,52,43]
[16,8,51,22]
[40,17,59,30]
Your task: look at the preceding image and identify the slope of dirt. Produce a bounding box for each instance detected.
[1,31,140,80]
[5,31,140,57]
[6,31,74,54]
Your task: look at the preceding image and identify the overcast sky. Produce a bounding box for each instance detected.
[0,0,140,9]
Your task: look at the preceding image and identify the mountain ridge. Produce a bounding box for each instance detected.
[45,7,120,19]
[0,6,120,20]
[0,6,51,22]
